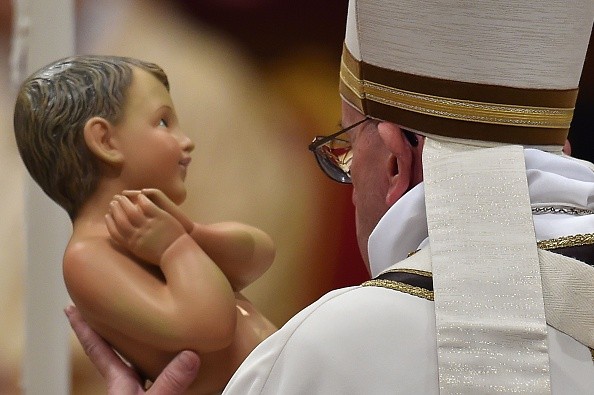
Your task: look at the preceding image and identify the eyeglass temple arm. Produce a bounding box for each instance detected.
[308,117,419,150]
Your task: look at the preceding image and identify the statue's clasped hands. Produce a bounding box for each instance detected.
[105,190,188,266]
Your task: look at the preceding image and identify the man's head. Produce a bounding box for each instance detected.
[325,0,594,268]
[13,55,168,219]
[340,101,423,268]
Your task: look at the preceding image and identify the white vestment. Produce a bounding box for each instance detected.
[224,149,594,394]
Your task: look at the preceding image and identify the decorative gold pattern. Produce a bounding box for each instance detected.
[362,269,433,301]
[363,266,594,364]
[382,268,433,278]
[537,233,594,250]
[340,60,574,129]
[362,279,434,301]
[407,249,420,257]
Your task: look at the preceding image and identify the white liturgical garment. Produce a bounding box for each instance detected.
[224,149,594,394]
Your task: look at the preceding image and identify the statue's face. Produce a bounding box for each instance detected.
[113,67,194,204]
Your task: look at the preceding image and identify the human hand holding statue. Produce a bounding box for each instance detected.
[71,189,209,394]
[65,305,199,395]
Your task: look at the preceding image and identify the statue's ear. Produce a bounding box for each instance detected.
[83,117,124,165]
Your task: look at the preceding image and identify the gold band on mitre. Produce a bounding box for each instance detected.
[340,45,578,145]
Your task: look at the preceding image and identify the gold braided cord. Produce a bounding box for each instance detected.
[382,268,432,278]
[362,268,434,300]
[537,233,594,250]
[361,279,434,301]
[340,60,574,129]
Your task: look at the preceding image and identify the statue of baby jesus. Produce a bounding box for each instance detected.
[14,55,276,394]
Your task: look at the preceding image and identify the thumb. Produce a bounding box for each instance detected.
[148,351,200,394]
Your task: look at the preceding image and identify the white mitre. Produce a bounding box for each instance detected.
[341,1,594,394]
[341,0,593,146]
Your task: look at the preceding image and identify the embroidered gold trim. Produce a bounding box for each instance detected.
[537,233,594,250]
[340,62,573,129]
[407,249,421,257]
[362,279,434,301]
[382,268,433,278]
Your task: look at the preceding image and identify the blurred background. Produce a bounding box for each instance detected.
[0,0,592,393]
[1,0,366,393]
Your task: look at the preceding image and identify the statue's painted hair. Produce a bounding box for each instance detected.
[13,55,168,219]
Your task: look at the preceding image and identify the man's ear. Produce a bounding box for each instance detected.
[377,122,414,206]
[83,117,123,165]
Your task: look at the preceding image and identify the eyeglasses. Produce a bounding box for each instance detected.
[308,118,370,184]
[308,118,419,184]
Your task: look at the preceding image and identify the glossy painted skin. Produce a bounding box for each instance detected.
[63,72,426,395]
[63,67,276,394]
[110,68,193,205]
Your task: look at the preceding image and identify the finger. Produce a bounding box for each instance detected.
[142,188,175,211]
[140,190,193,231]
[140,188,161,199]
[121,190,142,203]
[148,351,200,395]
[114,195,144,226]
[141,189,169,209]
[109,200,136,239]
[105,213,126,246]
[137,193,165,218]
[64,305,135,380]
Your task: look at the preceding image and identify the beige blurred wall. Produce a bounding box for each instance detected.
[0,1,25,392]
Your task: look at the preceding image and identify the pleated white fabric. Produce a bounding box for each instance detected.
[539,249,594,349]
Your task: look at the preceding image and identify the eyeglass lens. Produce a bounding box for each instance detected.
[313,137,353,183]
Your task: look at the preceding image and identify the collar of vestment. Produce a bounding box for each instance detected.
[368,148,594,278]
